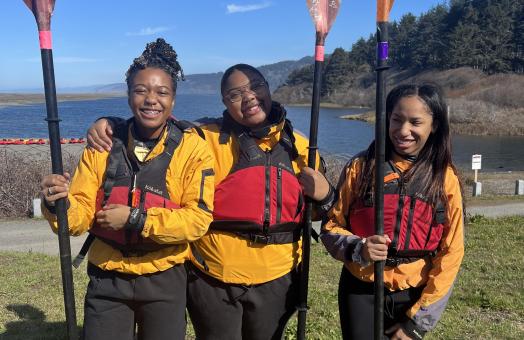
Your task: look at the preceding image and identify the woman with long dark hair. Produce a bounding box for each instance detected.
[321,83,464,339]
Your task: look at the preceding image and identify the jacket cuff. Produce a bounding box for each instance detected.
[315,184,336,213]
[401,318,426,340]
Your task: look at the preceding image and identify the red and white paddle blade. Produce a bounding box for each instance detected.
[23,0,56,30]
[306,0,341,36]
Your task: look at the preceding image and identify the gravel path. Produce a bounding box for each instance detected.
[0,219,86,256]
[1,201,523,255]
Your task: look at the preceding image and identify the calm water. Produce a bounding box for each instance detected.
[1,94,523,171]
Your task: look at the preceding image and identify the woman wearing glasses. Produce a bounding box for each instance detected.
[87,63,334,339]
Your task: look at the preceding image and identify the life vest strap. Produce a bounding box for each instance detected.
[210,221,302,244]
[210,221,301,233]
[239,229,302,244]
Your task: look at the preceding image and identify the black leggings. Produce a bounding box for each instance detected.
[83,263,187,340]
[338,266,423,340]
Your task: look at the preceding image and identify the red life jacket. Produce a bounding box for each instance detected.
[89,119,188,254]
[211,114,304,244]
[348,161,446,262]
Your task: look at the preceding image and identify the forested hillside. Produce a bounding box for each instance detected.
[272,0,524,135]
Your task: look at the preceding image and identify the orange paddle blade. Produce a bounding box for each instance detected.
[377,0,394,22]
[23,0,56,30]
[306,0,341,36]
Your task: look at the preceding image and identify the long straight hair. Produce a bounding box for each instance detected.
[356,84,460,207]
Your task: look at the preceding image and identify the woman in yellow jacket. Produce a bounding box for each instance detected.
[40,39,214,340]
[87,63,334,339]
[321,84,464,339]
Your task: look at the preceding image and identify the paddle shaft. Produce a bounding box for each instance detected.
[41,47,78,340]
[374,20,389,340]
[297,32,324,340]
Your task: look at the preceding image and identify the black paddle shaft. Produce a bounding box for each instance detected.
[374,20,389,340]
[297,37,324,340]
[41,48,78,340]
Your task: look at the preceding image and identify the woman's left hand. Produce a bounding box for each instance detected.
[298,167,330,201]
[95,204,131,231]
[385,323,413,340]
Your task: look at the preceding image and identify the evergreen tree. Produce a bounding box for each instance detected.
[391,13,418,69]
[322,47,351,97]
[348,36,375,70]
[285,64,314,86]
[411,5,448,69]
[511,1,524,73]
[448,4,482,69]
[477,0,513,73]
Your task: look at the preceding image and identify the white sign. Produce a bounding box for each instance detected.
[472,154,482,170]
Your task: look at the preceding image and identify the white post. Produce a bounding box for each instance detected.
[33,198,42,218]
[516,180,524,195]
[472,182,482,197]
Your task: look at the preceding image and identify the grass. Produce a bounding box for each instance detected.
[1,216,523,339]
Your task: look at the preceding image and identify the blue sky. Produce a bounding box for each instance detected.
[1,0,445,90]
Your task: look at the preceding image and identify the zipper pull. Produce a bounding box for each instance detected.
[130,173,138,207]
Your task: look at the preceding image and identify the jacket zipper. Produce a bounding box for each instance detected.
[391,175,405,252]
[276,167,282,224]
[403,196,417,251]
[263,150,271,235]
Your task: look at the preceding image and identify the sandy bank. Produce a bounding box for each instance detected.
[0,93,124,109]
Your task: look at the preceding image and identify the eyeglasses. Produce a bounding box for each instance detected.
[224,81,268,103]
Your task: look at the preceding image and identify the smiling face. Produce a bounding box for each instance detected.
[221,69,272,128]
[128,67,175,139]
[388,95,434,157]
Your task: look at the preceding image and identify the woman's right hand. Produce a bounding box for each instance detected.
[87,118,113,152]
[40,173,71,206]
[361,234,392,262]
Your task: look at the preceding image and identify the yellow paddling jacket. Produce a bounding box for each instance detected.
[43,121,214,275]
[190,103,322,285]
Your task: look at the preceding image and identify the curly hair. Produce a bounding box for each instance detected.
[125,38,184,93]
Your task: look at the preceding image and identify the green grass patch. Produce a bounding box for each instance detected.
[1,216,523,339]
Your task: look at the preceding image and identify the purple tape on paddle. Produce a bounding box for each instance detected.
[378,42,389,60]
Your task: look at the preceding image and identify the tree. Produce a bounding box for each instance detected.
[411,4,449,70]
[391,13,418,69]
[448,4,482,69]
[322,47,351,97]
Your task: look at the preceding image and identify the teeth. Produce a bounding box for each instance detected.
[142,110,160,115]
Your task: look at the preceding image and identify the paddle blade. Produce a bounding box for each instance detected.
[377,0,394,22]
[23,0,56,30]
[307,0,341,36]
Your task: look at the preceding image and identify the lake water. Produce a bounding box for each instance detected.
[1,94,523,171]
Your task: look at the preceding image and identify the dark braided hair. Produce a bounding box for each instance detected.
[125,38,184,93]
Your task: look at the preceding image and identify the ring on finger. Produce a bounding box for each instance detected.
[47,187,54,196]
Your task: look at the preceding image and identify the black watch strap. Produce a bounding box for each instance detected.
[125,207,146,232]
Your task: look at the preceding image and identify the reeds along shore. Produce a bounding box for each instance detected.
[0,144,522,218]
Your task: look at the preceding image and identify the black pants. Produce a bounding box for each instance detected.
[186,262,298,340]
[83,263,187,340]
[338,266,423,340]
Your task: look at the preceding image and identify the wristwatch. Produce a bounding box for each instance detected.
[126,207,145,231]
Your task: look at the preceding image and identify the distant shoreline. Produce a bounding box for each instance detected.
[0,93,125,109]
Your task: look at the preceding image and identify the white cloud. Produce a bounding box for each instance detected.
[25,57,98,63]
[125,26,171,37]
[226,2,272,14]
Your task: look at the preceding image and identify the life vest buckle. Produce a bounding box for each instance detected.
[249,233,270,244]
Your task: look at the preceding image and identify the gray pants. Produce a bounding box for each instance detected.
[83,263,187,340]
[186,262,298,340]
